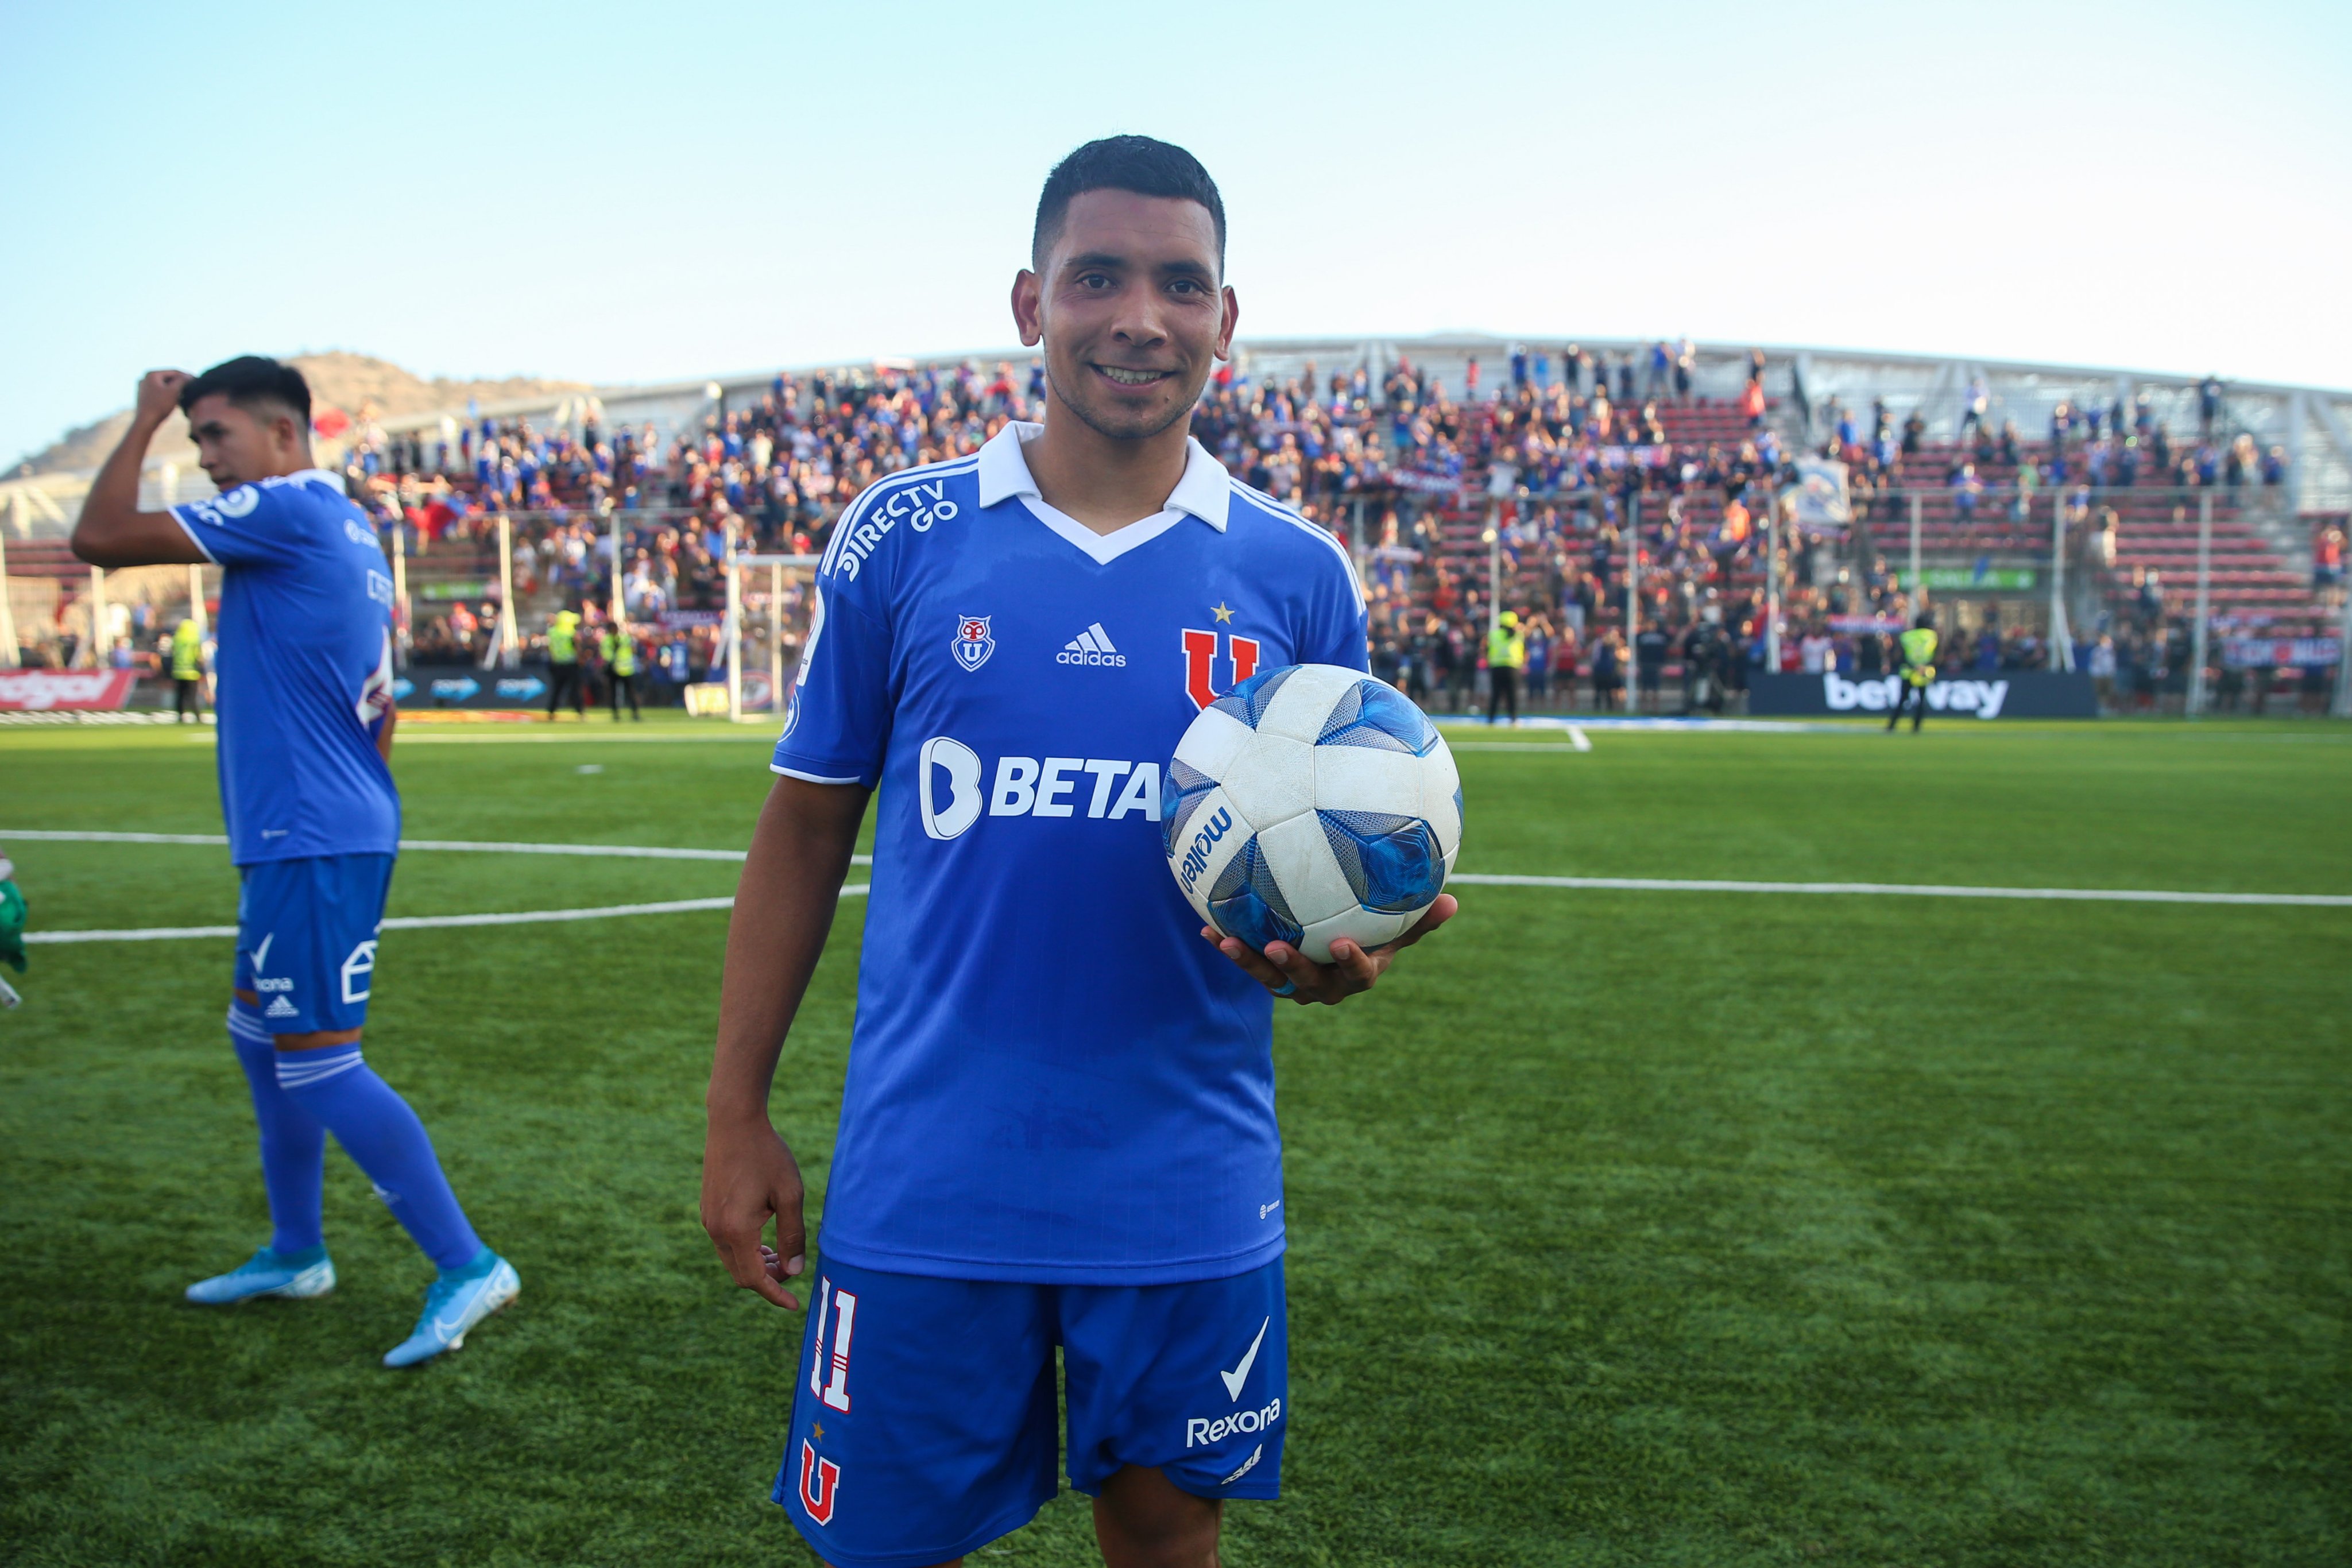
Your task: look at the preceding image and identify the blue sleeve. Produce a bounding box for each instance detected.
[771,570,894,787]
[169,482,304,568]
[1299,540,1371,674]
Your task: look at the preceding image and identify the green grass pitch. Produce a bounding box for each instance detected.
[1,716,2345,1566]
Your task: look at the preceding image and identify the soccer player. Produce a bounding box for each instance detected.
[72,357,517,1369]
[701,137,1456,1568]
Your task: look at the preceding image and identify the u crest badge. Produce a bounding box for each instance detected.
[952,614,995,673]
[798,1439,840,1524]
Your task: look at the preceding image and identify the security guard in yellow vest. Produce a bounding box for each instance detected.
[1486,611,1526,725]
[601,621,641,722]
[170,617,206,723]
[1888,614,1939,731]
[546,608,586,719]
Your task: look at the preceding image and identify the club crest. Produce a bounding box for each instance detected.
[952,614,995,672]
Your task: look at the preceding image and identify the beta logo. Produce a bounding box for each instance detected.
[917,736,1161,840]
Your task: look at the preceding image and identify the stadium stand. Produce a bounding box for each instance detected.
[5,339,2347,714]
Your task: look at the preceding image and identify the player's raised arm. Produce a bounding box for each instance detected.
[72,371,211,567]
[701,775,871,1310]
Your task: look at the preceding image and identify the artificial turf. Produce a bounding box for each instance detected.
[1,715,2345,1566]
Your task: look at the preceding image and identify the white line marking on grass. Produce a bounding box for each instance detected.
[1448,873,2352,907]
[27,886,873,944]
[1,829,871,867]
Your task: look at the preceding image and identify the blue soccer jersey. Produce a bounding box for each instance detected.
[171,470,400,866]
[774,421,1368,1284]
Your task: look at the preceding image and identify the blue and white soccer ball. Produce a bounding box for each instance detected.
[1163,663,1461,965]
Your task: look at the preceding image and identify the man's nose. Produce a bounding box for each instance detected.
[1109,285,1168,349]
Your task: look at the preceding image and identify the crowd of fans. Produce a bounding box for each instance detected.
[304,346,2328,717]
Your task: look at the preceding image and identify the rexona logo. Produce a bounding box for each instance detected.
[1186,1399,1281,1450]
[1824,673,2010,718]
[918,735,1160,840]
[1058,622,1126,667]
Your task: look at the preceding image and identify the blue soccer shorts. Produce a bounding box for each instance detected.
[233,854,395,1036]
[773,1254,1288,1568]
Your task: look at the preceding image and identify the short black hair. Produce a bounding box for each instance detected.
[1032,135,1226,273]
[178,355,311,427]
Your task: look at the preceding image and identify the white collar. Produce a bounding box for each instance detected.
[976,420,1232,539]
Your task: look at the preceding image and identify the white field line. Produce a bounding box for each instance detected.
[27,887,872,945]
[173,729,776,745]
[0,828,871,867]
[1446,873,2352,907]
[10,830,2346,943]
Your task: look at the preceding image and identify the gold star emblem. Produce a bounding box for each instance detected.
[1212,601,1235,624]
[811,1422,825,1441]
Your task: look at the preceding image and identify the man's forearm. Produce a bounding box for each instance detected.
[73,412,169,566]
[707,777,869,1125]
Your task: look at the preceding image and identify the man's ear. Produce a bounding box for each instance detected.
[1011,269,1044,348]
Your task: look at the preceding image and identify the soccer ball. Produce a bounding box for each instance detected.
[1163,664,1461,965]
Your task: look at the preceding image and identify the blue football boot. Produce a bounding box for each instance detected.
[381,1251,520,1369]
[185,1245,335,1304]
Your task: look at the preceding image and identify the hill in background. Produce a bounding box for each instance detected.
[9,352,591,478]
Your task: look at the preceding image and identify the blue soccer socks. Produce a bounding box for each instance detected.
[382,1250,521,1369]
[272,1043,484,1272]
[185,1244,336,1304]
[227,1002,328,1256]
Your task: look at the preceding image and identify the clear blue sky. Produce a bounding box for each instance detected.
[3,0,2345,468]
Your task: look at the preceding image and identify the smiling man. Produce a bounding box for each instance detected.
[701,137,1454,1568]
[71,357,516,1369]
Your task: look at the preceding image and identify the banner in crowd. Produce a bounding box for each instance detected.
[1387,470,1462,496]
[1920,566,2036,590]
[1748,671,2098,719]
[1792,458,1851,526]
[659,610,726,629]
[2222,636,2341,669]
[0,669,137,711]
[416,580,496,602]
[389,673,549,707]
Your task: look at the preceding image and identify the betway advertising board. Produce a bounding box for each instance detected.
[1748,671,2098,720]
[0,669,137,711]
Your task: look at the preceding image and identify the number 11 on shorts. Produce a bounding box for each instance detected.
[809,1279,858,1412]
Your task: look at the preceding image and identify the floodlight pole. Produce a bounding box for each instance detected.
[2332,571,2352,719]
[768,559,785,721]
[608,508,624,617]
[0,521,19,668]
[2187,492,2212,716]
[1624,494,1640,670]
[724,522,743,726]
[2048,492,2075,672]
[1908,491,1922,611]
[496,514,520,669]
[387,526,407,668]
[1485,500,1501,636]
[85,566,107,669]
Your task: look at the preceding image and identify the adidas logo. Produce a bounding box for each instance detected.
[1056,622,1127,668]
[264,996,299,1019]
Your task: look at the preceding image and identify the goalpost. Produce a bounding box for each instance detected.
[721,549,822,725]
